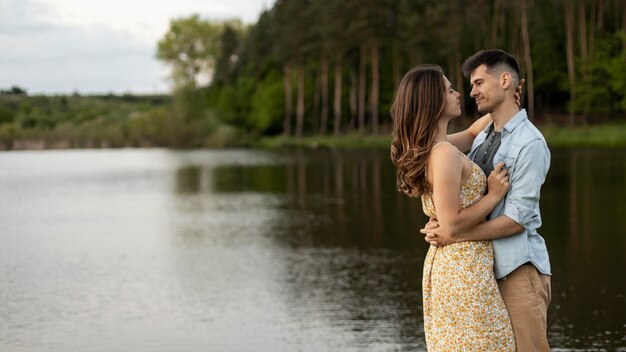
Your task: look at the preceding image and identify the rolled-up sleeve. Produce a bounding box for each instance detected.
[503,139,550,229]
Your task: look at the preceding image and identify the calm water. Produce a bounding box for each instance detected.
[0,148,624,351]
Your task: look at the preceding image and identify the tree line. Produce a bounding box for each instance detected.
[1,0,624,150]
[157,0,626,139]
[0,91,179,149]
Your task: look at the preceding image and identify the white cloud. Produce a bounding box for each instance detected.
[0,25,169,94]
[35,0,265,44]
[0,0,274,94]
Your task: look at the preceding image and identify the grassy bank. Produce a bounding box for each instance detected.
[539,122,626,147]
[257,122,626,150]
[256,133,393,150]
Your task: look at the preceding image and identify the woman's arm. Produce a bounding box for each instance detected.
[429,144,509,238]
[447,114,491,152]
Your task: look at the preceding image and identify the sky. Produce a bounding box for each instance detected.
[0,0,274,95]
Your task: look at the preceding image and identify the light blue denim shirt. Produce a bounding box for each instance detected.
[468,109,551,279]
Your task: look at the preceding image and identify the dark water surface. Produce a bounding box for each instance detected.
[0,148,624,351]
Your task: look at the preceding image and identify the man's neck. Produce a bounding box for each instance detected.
[490,102,520,132]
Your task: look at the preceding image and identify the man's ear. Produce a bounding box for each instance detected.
[501,72,512,90]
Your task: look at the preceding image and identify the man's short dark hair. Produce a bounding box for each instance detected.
[462,49,521,80]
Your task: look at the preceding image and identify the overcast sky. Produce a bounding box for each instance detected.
[0,0,274,95]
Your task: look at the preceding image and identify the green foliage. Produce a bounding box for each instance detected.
[200,111,241,148]
[571,31,626,114]
[530,2,569,99]
[0,86,27,95]
[4,0,626,150]
[0,106,13,124]
[249,75,284,133]
[198,0,626,140]
[239,10,275,75]
[157,14,242,88]
[207,73,258,126]
[0,94,174,149]
[205,84,236,124]
[213,24,244,84]
[607,32,626,111]
[0,123,21,149]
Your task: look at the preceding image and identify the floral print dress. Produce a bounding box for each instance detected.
[421,160,515,351]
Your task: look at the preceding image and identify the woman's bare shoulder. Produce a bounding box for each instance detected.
[430,142,462,161]
[428,142,464,173]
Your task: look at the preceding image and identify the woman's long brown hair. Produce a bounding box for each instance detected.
[390,65,446,197]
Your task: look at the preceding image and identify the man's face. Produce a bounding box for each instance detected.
[469,64,505,113]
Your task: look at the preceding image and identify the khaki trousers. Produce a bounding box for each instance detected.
[497,264,551,352]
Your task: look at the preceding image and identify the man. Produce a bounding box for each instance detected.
[422,49,552,351]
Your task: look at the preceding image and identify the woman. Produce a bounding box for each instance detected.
[390,65,515,351]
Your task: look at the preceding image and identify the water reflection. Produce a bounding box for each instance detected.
[543,148,626,349]
[170,150,426,350]
[0,148,624,351]
[199,151,425,249]
[171,148,626,350]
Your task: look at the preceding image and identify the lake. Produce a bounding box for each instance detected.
[0,148,624,351]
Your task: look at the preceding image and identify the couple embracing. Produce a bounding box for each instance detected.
[390,49,551,351]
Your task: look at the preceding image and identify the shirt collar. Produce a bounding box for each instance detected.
[480,108,528,135]
[503,109,528,132]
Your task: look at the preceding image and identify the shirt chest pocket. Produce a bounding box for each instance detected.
[493,151,516,168]
[503,156,516,178]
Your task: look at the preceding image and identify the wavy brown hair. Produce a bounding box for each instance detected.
[390,65,446,197]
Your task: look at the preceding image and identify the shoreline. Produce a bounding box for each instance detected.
[257,122,626,149]
[2,122,626,151]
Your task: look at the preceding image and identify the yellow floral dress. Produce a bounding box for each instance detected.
[421,161,515,351]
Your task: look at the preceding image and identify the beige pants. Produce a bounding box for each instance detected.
[497,263,551,352]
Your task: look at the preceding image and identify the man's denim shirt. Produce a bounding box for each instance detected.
[468,109,551,279]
